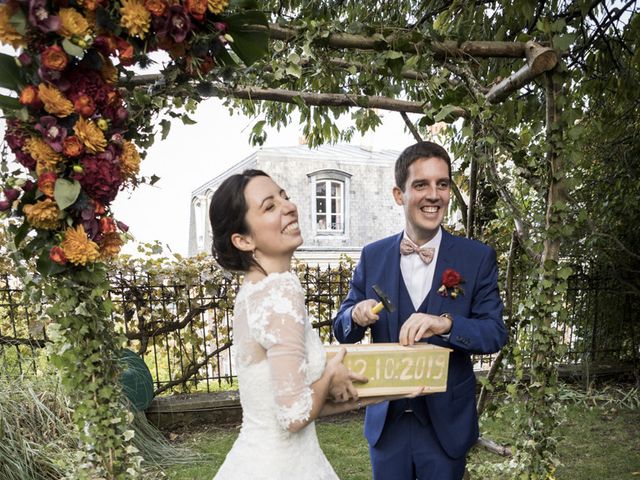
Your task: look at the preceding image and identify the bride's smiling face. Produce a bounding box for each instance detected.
[237,175,303,259]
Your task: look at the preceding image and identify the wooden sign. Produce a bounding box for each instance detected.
[325,343,452,397]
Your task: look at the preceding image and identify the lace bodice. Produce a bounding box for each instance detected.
[213,271,338,480]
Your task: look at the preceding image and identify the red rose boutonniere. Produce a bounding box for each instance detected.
[438,268,465,298]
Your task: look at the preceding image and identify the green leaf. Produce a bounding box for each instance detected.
[181,114,197,125]
[226,11,269,66]
[0,52,22,92]
[0,94,21,111]
[552,33,576,53]
[54,179,82,210]
[9,8,27,34]
[149,174,161,186]
[285,63,302,78]
[36,250,68,277]
[433,104,460,122]
[160,119,171,140]
[62,38,86,58]
[385,51,404,60]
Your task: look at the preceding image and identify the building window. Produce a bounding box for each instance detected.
[315,179,344,232]
[308,169,351,236]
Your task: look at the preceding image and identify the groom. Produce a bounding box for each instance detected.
[333,141,508,479]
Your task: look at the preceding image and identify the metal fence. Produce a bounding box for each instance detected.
[1,265,638,395]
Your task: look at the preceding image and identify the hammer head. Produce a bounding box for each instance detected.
[372,284,396,313]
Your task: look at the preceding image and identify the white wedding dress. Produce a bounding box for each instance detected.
[213,271,339,480]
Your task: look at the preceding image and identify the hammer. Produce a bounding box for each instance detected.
[371,284,396,314]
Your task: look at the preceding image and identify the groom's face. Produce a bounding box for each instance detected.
[392,156,451,245]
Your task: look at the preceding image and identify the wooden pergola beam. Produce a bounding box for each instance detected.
[486,41,559,103]
[248,23,530,59]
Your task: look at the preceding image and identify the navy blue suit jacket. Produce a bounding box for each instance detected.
[333,228,507,459]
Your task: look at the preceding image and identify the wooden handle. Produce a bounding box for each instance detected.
[371,302,384,314]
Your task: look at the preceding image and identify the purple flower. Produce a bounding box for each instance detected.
[23,180,36,192]
[0,200,11,212]
[35,116,68,152]
[3,188,20,202]
[158,5,192,43]
[18,52,33,67]
[38,65,63,83]
[28,0,60,33]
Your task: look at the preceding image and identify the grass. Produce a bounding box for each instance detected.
[162,389,640,480]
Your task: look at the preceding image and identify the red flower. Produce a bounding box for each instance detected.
[442,268,462,288]
[438,268,464,298]
[73,153,122,204]
[145,0,168,16]
[186,0,207,21]
[74,95,96,117]
[63,136,85,157]
[99,216,117,234]
[38,172,57,197]
[41,45,69,71]
[49,246,68,265]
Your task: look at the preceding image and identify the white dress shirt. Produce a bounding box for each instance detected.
[400,228,442,310]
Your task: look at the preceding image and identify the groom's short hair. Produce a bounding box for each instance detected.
[394,141,452,191]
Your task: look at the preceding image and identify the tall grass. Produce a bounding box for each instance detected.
[0,370,202,479]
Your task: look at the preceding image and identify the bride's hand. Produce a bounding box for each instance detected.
[326,348,368,403]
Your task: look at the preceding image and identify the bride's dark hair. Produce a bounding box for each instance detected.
[209,169,269,273]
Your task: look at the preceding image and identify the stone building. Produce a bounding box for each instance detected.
[188,144,406,264]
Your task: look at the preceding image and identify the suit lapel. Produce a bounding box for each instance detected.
[382,233,402,342]
[427,227,456,315]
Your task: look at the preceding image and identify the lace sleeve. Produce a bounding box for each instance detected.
[247,274,313,430]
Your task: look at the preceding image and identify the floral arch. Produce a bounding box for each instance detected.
[0,0,267,477]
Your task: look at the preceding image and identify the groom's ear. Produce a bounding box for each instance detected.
[231,233,255,253]
[392,185,405,206]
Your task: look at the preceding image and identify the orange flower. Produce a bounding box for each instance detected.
[23,199,60,230]
[61,224,101,265]
[38,172,57,197]
[207,0,228,14]
[78,0,100,12]
[120,140,141,179]
[99,216,117,233]
[118,40,135,65]
[49,246,68,265]
[100,232,123,258]
[74,94,96,117]
[19,85,41,108]
[24,137,64,175]
[38,83,74,117]
[144,0,167,16]
[59,8,91,38]
[73,117,107,153]
[0,4,25,48]
[62,136,85,157]
[41,45,69,71]
[119,0,151,39]
[186,0,207,21]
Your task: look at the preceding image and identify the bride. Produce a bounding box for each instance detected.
[209,169,412,479]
